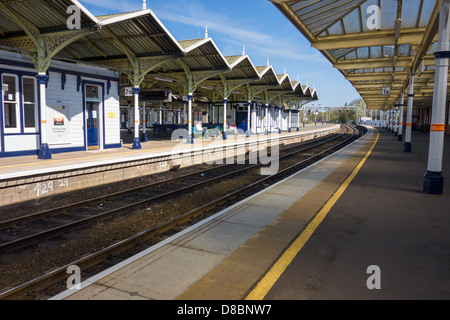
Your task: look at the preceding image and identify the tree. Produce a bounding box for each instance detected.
[348,98,366,119]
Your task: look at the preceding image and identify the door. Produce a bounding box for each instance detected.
[236,111,247,131]
[86,102,99,149]
[120,108,127,129]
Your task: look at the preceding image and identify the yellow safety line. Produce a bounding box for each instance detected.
[245,128,380,300]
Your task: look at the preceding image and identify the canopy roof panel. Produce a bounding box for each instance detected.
[153,38,230,75]
[221,55,260,80]
[0,0,98,53]
[0,2,185,79]
[272,0,443,109]
[195,54,261,101]
[280,80,306,101]
[0,0,97,36]
[59,9,185,66]
[251,65,280,86]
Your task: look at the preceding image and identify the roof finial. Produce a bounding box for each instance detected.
[142,0,147,10]
[267,57,270,66]
[205,25,208,38]
[297,74,299,82]
[284,67,286,74]
[242,45,245,55]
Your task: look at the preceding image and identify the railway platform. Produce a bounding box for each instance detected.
[263,127,450,300]
[49,126,450,300]
[0,124,338,207]
[36,126,406,299]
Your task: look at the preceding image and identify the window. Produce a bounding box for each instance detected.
[2,74,19,131]
[86,85,99,101]
[22,77,37,131]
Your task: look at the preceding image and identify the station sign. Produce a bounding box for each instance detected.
[125,87,133,97]
[140,90,172,102]
[381,87,391,96]
[47,101,71,145]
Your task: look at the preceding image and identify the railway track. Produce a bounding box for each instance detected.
[0,127,346,253]
[0,125,363,300]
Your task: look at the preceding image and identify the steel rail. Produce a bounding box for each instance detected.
[0,125,360,300]
[0,128,345,252]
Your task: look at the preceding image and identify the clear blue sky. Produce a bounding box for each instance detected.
[81,0,361,107]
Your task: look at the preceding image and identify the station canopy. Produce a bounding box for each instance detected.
[283,80,318,107]
[195,54,261,103]
[0,0,317,108]
[145,37,231,100]
[246,65,284,104]
[271,0,443,110]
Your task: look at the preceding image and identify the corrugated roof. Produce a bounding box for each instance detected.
[0,0,98,52]
[0,2,184,79]
[62,9,184,66]
[194,54,261,101]
[272,0,442,109]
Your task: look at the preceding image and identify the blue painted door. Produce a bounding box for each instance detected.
[236,111,247,132]
[86,102,99,148]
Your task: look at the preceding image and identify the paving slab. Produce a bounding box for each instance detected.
[52,126,371,300]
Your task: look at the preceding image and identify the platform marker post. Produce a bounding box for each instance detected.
[390,107,394,134]
[223,98,228,140]
[389,108,393,133]
[388,108,392,132]
[132,87,141,149]
[397,93,405,141]
[404,74,414,152]
[127,101,132,134]
[288,109,292,133]
[385,109,388,130]
[277,107,281,134]
[36,73,51,159]
[390,108,393,131]
[183,101,187,125]
[264,105,269,135]
[212,102,215,126]
[424,0,450,194]
[247,101,252,137]
[141,101,148,142]
[394,105,399,136]
[188,94,194,144]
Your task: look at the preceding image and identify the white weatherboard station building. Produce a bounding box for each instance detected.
[1,50,120,157]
